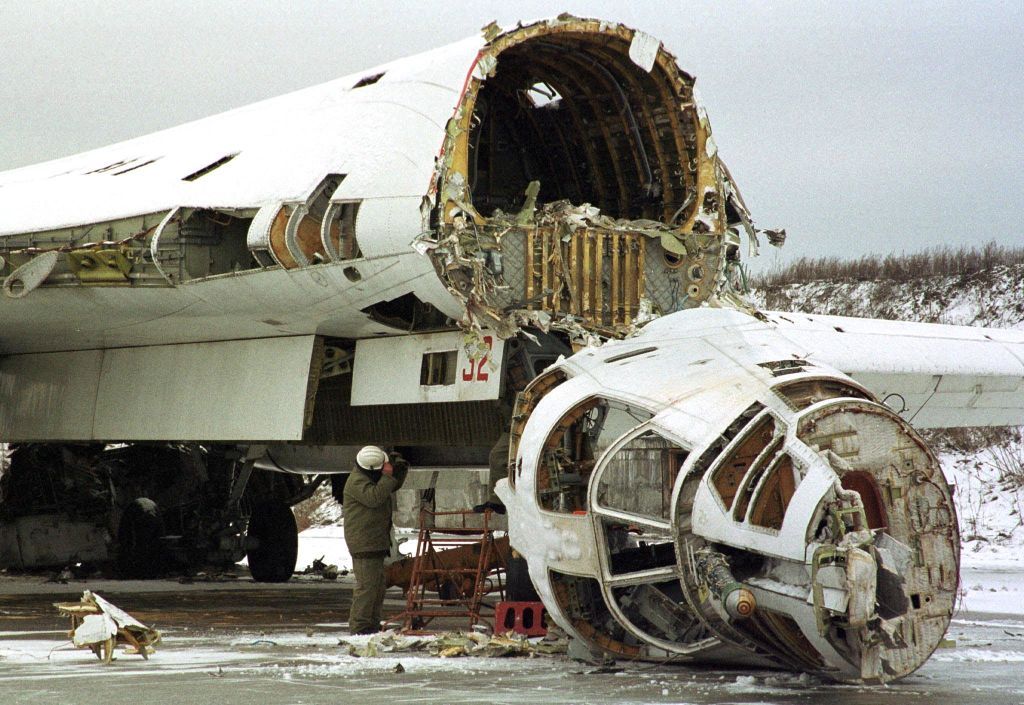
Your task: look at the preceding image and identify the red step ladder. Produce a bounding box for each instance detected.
[399,509,506,632]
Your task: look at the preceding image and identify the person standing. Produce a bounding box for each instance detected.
[343,445,408,634]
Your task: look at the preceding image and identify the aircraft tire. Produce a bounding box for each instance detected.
[247,501,298,583]
[505,554,540,602]
[117,497,165,579]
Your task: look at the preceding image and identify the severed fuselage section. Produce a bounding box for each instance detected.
[497,309,959,683]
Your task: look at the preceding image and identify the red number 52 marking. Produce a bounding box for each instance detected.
[461,335,493,382]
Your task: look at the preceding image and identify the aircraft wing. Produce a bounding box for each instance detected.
[764,311,1024,428]
[0,37,483,236]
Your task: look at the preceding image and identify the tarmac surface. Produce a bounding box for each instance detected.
[3,574,1024,705]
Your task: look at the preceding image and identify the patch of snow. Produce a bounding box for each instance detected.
[930,649,1024,663]
[295,524,351,572]
[935,431,1024,615]
[293,523,418,574]
[941,436,1024,574]
[0,635,268,669]
[951,616,1024,630]
[957,568,1024,615]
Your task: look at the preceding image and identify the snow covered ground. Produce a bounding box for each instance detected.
[5,617,1024,705]
[293,525,418,577]
[943,438,1024,570]
[750,263,1024,331]
[940,435,1024,616]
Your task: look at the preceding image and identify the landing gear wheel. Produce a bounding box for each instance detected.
[505,554,539,602]
[246,501,298,583]
[117,497,165,579]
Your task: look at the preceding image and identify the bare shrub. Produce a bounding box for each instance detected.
[753,242,1024,288]
[988,431,1024,487]
[926,427,1024,488]
[923,427,1018,454]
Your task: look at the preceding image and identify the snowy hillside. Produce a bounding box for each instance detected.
[753,262,1024,332]
[935,431,1024,566]
[751,262,1024,330]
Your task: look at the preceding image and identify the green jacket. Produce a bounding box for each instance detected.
[343,463,407,555]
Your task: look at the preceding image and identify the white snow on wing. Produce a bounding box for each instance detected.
[766,311,1024,428]
[0,36,483,236]
[765,312,1024,374]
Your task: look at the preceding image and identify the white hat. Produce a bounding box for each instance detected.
[356,445,389,470]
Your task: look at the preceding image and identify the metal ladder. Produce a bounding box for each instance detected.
[399,508,505,632]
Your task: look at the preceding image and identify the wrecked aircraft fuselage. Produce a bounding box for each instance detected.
[420,18,761,340]
[0,16,769,579]
[497,308,959,683]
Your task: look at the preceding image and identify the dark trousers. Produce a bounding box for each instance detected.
[350,554,386,633]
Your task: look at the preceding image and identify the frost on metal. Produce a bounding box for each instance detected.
[418,16,776,342]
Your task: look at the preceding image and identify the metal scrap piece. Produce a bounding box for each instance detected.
[54,590,161,664]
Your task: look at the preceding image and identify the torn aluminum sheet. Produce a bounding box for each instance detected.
[420,196,746,342]
[54,590,161,664]
[628,31,661,72]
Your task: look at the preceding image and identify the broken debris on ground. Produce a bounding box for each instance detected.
[53,590,161,664]
[337,628,567,659]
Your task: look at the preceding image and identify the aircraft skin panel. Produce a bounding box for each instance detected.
[352,196,430,259]
[0,349,103,440]
[0,39,482,236]
[351,331,505,406]
[553,309,820,418]
[0,251,448,355]
[852,372,1024,429]
[0,336,318,441]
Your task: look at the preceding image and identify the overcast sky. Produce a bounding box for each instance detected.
[1,1,1020,269]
